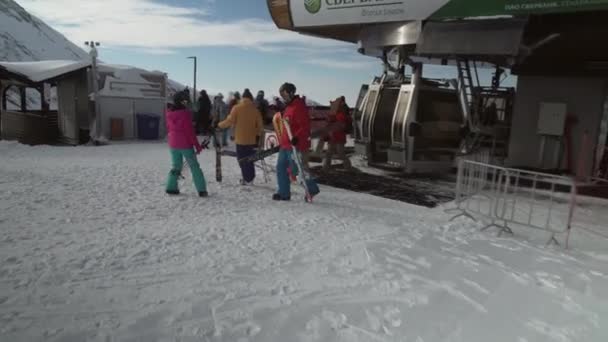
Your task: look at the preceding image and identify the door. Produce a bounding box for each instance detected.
[391,85,415,147]
[0,82,4,139]
[360,85,381,143]
[98,97,134,139]
[57,81,79,145]
[372,87,400,146]
[595,89,608,178]
[353,84,369,141]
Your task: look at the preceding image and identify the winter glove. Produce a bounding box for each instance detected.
[290,136,299,146]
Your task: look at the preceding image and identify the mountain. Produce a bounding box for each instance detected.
[0,0,88,61]
[304,98,324,107]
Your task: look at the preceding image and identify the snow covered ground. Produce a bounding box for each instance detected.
[1,141,608,342]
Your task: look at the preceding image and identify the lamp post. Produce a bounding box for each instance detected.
[187,56,197,104]
[85,41,101,143]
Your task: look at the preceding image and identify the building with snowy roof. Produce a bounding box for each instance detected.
[0,60,91,145]
[0,60,169,145]
[95,64,168,141]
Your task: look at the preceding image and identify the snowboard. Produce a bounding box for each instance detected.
[236,126,331,165]
[212,131,222,182]
[238,145,280,164]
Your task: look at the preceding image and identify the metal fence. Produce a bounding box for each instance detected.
[448,159,578,247]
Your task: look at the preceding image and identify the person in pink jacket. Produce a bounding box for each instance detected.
[165,91,208,197]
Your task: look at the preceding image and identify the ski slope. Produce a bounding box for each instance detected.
[0,141,607,342]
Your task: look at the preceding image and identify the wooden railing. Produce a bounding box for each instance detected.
[0,110,58,145]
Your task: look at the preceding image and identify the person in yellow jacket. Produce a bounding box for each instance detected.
[218,89,264,185]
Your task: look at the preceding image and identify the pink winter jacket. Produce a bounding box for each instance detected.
[166,109,201,151]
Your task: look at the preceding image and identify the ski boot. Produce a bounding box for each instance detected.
[272,193,291,201]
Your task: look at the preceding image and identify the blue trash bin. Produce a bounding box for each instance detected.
[136,113,160,140]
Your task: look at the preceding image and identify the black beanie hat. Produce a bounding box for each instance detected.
[279,82,296,95]
[243,89,254,100]
[172,90,189,109]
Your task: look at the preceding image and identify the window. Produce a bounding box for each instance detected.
[361,90,378,139]
[417,90,461,123]
[392,91,411,144]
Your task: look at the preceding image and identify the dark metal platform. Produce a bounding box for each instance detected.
[309,166,455,208]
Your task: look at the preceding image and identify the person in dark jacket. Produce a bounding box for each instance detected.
[197,90,212,135]
[211,93,229,146]
[228,91,241,112]
[340,96,350,116]
[272,97,284,113]
[182,87,191,104]
[255,90,270,125]
[226,91,241,141]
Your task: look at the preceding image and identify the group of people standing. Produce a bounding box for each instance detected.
[194,89,272,140]
[164,82,324,201]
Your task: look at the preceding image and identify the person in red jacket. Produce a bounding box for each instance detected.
[273,82,319,201]
[323,96,352,170]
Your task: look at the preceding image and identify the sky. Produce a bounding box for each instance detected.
[15,0,380,104]
[16,0,513,104]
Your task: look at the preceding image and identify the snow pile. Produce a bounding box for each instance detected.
[0,60,90,83]
[0,141,607,341]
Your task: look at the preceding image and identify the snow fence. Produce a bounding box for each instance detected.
[447,159,577,248]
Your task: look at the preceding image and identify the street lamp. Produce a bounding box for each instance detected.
[187,56,197,103]
[85,41,101,144]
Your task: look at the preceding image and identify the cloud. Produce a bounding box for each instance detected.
[303,57,378,70]
[18,0,350,52]
[17,0,380,104]
[106,46,178,55]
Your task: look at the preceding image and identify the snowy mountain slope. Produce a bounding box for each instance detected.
[0,140,607,341]
[0,0,88,61]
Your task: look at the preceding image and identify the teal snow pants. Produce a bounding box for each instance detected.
[166,149,207,193]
